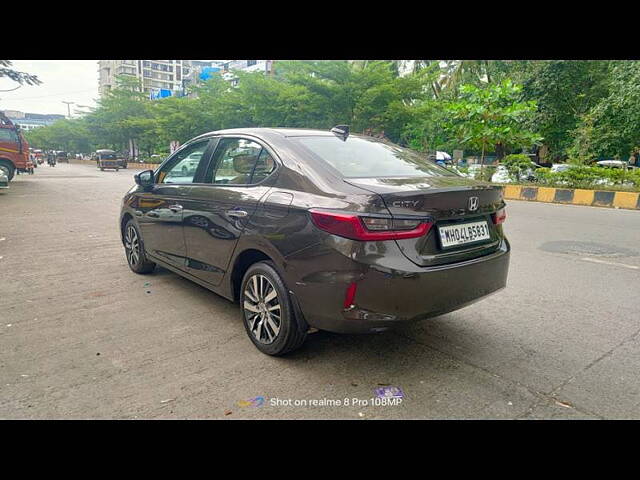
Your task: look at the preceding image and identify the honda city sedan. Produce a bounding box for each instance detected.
[120,126,510,355]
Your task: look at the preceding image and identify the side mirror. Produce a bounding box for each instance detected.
[134,169,155,189]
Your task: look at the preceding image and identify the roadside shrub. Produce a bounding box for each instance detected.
[534,167,554,185]
[502,154,534,182]
[532,165,640,190]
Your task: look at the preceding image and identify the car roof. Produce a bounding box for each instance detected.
[195,127,346,142]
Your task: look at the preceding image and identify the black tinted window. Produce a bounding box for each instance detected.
[294,136,457,178]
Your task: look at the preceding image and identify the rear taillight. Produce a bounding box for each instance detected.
[492,207,506,225]
[310,209,432,241]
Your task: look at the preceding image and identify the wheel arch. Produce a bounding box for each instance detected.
[229,248,276,303]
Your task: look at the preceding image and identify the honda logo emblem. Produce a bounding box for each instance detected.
[468,197,479,211]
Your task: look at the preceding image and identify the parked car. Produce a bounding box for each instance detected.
[463,164,483,178]
[550,163,575,173]
[120,127,510,355]
[596,160,628,169]
[490,165,511,183]
[178,152,203,176]
[491,162,540,183]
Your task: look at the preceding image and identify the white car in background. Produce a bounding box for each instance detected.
[490,162,540,183]
[490,165,511,183]
[596,160,627,169]
[463,164,483,179]
[551,163,574,173]
[179,152,203,176]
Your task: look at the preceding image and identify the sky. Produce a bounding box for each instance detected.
[0,60,99,116]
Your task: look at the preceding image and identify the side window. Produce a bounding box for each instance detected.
[157,141,209,184]
[252,149,276,183]
[206,138,268,185]
[0,129,19,143]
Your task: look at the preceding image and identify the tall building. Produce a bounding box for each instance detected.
[98,60,273,99]
[98,60,195,98]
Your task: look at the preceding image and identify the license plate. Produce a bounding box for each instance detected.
[438,220,490,249]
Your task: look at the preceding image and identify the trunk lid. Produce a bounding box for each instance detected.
[345,175,506,267]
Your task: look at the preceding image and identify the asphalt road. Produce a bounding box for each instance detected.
[1,162,639,419]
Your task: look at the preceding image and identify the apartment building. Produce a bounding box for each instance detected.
[98,60,195,98]
[98,60,273,99]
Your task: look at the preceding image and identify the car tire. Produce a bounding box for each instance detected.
[123,220,156,274]
[0,162,15,181]
[240,261,307,356]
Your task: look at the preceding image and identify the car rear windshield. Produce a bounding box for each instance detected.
[293,136,457,178]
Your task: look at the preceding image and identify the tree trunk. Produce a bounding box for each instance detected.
[480,140,486,179]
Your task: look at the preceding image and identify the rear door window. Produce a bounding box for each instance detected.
[205,138,276,185]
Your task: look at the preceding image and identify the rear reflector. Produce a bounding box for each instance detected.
[492,207,507,225]
[310,209,432,241]
[344,282,357,309]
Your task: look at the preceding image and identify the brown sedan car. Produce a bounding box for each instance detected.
[120,126,510,355]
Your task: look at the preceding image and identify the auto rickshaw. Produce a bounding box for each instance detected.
[96,149,120,171]
[56,151,69,163]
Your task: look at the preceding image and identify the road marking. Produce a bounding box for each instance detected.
[580,257,640,270]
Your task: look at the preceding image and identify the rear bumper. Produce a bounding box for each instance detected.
[99,162,119,168]
[290,238,510,334]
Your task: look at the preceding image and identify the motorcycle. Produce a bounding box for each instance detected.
[47,156,57,167]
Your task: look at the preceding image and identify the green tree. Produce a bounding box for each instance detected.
[521,60,611,160]
[0,60,42,86]
[568,61,640,161]
[84,75,156,154]
[445,80,541,168]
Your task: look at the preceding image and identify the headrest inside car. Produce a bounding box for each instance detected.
[232,155,256,173]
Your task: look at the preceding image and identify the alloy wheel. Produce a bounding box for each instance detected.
[243,274,281,344]
[124,225,140,266]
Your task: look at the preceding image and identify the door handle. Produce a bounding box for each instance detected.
[169,204,183,212]
[227,210,248,218]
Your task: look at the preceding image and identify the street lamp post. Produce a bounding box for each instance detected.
[62,101,74,118]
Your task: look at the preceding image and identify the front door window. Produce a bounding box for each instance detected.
[158,141,210,184]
